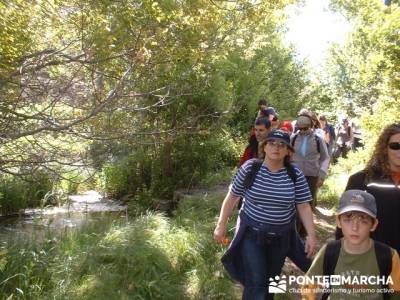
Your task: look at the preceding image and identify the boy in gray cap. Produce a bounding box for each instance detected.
[302,190,400,299]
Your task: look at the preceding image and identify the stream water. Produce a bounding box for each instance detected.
[0,191,128,242]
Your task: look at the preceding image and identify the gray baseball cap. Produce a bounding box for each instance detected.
[337,189,377,218]
[296,115,312,129]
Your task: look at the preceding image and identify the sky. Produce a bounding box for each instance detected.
[284,0,353,68]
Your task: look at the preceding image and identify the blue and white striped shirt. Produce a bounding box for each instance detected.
[231,160,312,225]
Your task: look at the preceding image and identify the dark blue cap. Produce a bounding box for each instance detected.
[266,129,294,152]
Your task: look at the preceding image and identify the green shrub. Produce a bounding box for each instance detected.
[0,170,54,215]
[101,148,153,199]
[24,170,54,207]
[102,160,130,198]
[101,129,241,211]
[0,178,26,215]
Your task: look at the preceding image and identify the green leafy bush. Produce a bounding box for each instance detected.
[101,129,241,211]
[101,147,153,199]
[0,170,54,215]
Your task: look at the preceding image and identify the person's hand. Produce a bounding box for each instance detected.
[213,223,227,244]
[316,179,324,188]
[304,235,317,258]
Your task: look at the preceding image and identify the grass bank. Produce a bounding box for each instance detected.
[0,186,240,300]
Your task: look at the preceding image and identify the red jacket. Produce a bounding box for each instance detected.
[239,132,258,166]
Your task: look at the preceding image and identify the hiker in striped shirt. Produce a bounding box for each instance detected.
[214,129,317,300]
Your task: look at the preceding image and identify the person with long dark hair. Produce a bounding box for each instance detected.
[337,123,400,254]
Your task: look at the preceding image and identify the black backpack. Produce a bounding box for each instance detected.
[321,240,392,300]
[242,159,298,191]
[291,133,321,154]
[327,124,336,142]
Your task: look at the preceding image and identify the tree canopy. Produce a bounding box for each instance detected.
[0,1,296,167]
[0,0,310,202]
[307,0,399,140]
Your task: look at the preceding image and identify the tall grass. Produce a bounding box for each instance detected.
[0,170,54,215]
[0,148,372,299]
[0,191,239,299]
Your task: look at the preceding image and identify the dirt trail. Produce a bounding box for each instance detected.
[283,205,337,272]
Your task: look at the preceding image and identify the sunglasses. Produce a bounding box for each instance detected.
[266,140,287,149]
[388,142,400,150]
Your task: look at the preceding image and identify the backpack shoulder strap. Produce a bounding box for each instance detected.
[314,134,321,153]
[243,159,263,190]
[374,241,392,300]
[322,240,392,300]
[323,240,341,276]
[291,133,298,147]
[322,240,342,300]
[374,240,392,278]
[286,163,297,184]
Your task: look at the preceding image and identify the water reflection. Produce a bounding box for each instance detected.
[0,191,128,242]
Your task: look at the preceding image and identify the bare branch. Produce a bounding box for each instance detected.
[2,64,134,140]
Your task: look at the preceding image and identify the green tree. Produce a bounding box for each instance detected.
[0,0,312,206]
[313,0,399,145]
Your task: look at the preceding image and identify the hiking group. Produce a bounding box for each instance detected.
[213,99,400,300]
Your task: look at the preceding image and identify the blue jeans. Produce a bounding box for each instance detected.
[287,228,312,272]
[241,227,291,300]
